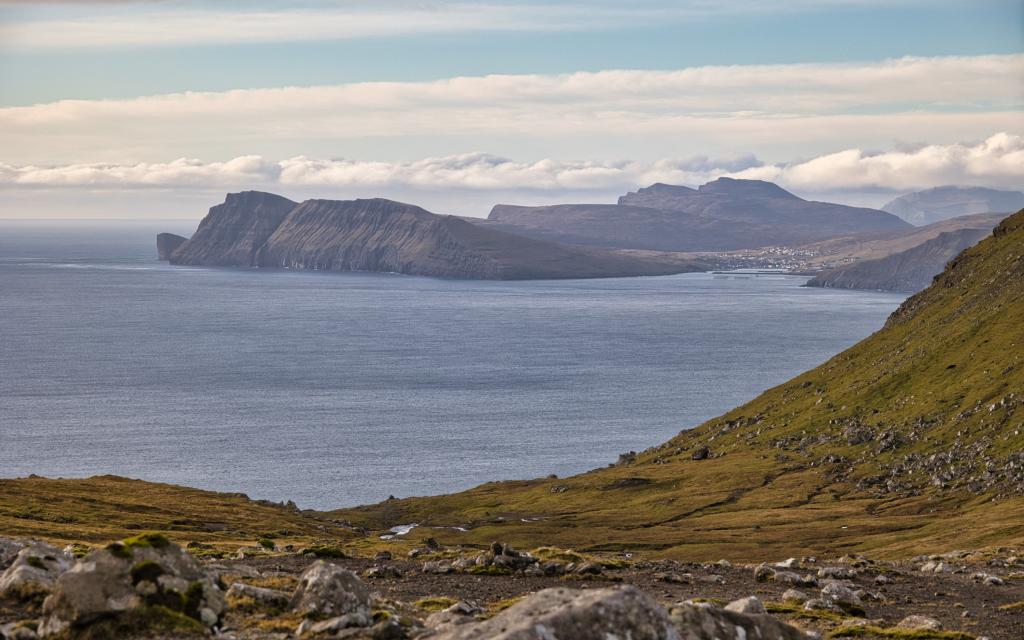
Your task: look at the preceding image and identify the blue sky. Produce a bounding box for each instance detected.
[0,0,1021,217]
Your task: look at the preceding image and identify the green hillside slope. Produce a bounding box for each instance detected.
[334,210,1024,560]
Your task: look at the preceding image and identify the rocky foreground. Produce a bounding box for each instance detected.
[1,534,1021,640]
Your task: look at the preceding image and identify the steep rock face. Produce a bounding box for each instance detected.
[170,191,297,266]
[155,233,188,261]
[166,193,707,280]
[883,186,1024,226]
[805,227,990,293]
[486,178,909,252]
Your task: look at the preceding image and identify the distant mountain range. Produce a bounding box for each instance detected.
[882,186,1024,226]
[160,192,708,280]
[483,178,910,252]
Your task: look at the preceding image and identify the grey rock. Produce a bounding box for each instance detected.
[817,566,856,580]
[422,560,454,575]
[782,589,810,604]
[37,537,223,637]
[671,600,813,640]
[896,615,942,631]
[0,622,38,640]
[429,586,678,639]
[291,560,371,619]
[0,543,72,601]
[723,596,766,615]
[226,582,290,608]
[820,581,863,613]
[297,612,372,637]
[0,539,27,571]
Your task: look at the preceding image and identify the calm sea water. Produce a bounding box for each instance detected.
[0,221,906,509]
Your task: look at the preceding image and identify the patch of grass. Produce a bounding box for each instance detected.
[25,555,46,570]
[65,605,206,640]
[129,560,165,585]
[827,626,973,640]
[468,564,512,576]
[530,547,586,564]
[299,544,349,559]
[257,537,276,550]
[488,596,524,613]
[414,597,457,612]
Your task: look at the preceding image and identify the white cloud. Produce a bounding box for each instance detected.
[3,134,1022,197]
[2,55,1020,165]
[0,1,929,50]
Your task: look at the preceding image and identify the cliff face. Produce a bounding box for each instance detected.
[171,191,298,266]
[805,227,991,293]
[883,186,1024,226]
[486,178,909,252]
[164,193,707,280]
[155,233,188,260]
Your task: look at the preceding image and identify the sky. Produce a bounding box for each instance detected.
[0,0,1022,218]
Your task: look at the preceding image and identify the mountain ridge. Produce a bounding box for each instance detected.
[164,192,708,280]
[486,178,910,252]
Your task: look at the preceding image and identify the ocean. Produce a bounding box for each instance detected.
[0,220,906,509]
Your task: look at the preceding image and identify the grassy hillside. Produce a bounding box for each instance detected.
[332,209,1024,560]
[0,475,356,550]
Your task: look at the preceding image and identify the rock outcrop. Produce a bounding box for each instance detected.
[155,233,188,261]
[883,186,1024,226]
[37,534,224,637]
[0,543,72,602]
[805,227,990,292]
[429,586,678,640]
[484,178,909,252]
[165,193,707,280]
[170,191,297,267]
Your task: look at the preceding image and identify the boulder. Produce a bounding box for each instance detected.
[296,612,372,637]
[896,615,942,631]
[671,601,812,640]
[0,622,39,640]
[291,560,371,620]
[0,543,73,601]
[781,589,809,604]
[428,586,677,639]
[723,596,766,615]
[226,582,290,608]
[820,580,863,613]
[0,539,27,571]
[37,534,224,637]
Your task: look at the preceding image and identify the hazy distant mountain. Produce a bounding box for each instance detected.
[163,192,708,280]
[484,178,910,252]
[796,212,1007,268]
[882,186,1024,226]
[805,227,991,293]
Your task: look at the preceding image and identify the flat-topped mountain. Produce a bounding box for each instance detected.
[484,178,910,252]
[883,185,1024,226]
[337,209,1024,559]
[805,226,990,292]
[163,192,707,280]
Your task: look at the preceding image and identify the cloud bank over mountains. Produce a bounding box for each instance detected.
[3,134,1021,201]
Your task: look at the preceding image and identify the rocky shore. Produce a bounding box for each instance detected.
[1,534,1021,639]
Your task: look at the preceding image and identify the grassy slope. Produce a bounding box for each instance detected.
[331,210,1024,560]
[4,212,1022,560]
[0,475,355,549]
